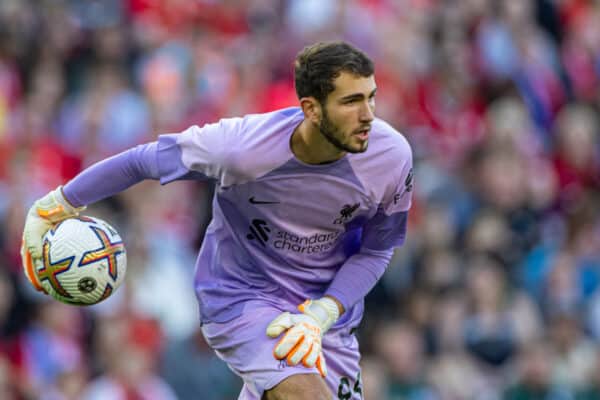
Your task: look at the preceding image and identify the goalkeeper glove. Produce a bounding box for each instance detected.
[21,186,85,291]
[266,297,340,378]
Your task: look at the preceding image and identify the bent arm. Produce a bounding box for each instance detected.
[325,211,408,313]
[326,136,414,312]
[325,249,394,314]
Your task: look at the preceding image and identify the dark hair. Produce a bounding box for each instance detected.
[294,41,374,103]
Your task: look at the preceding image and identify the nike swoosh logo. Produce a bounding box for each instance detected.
[249,197,280,205]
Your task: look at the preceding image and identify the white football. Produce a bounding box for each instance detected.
[37,216,127,305]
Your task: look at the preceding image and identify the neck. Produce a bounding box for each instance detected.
[291,119,346,164]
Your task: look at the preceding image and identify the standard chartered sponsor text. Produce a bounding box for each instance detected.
[273,230,341,254]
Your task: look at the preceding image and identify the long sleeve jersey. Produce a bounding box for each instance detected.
[64,107,413,329]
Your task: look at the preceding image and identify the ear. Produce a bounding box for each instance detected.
[299,97,322,125]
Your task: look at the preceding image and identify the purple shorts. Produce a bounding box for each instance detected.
[201,301,363,399]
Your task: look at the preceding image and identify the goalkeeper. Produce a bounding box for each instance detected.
[22,41,413,400]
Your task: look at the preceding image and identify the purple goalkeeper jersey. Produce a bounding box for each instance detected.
[64,107,413,330]
[156,107,412,328]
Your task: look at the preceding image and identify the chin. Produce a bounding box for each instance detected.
[347,142,369,153]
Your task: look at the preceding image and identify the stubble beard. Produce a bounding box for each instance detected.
[319,107,368,154]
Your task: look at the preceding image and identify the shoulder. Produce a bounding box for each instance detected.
[194,107,303,137]
[181,107,302,157]
[370,118,412,160]
[236,107,303,132]
[347,118,413,202]
[218,107,303,185]
[350,118,412,173]
[221,107,302,156]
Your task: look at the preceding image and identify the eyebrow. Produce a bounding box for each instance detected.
[339,88,377,102]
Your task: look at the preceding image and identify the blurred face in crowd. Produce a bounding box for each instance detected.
[479,148,527,210]
[360,357,388,400]
[467,260,505,312]
[376,322,424,380]
[520,343,552,387]
[556,105,598,169]
[317,71,376,154]
[501,0,534,25]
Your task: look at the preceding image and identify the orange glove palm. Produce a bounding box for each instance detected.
[266,297,340,377]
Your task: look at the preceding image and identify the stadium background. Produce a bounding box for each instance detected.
[1,0,600,399]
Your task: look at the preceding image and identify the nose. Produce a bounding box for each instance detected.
[359,101,374,123]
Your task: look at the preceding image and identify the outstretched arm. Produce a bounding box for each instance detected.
[64,118,234,206]
[63,142,160,207]
[21,121,233,291]
[21,142,163,290]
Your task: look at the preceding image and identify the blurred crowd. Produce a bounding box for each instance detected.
[0,0,600,399]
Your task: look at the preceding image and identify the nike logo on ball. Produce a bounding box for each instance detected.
[249,197,280,205]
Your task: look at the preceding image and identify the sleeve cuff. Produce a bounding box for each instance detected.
[324,287,352,315]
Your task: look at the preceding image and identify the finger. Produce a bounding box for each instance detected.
[20,240,44,292]
[266,313,293,337]
[273,326,304,359]
[316,353,327,378]
[24,221,45,259]
[302,339,320,368]
[23,227,43,258]
[25,239,42,259]
[287,337,312,365]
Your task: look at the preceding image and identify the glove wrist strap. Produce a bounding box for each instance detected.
[36,186,86,222]
[301,297,340,333]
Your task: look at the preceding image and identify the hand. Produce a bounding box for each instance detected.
[266,297,340,377]
[21,186,85,291]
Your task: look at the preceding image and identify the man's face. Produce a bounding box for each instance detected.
[319,72,376,154]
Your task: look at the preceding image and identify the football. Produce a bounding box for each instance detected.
[36,216,127,305]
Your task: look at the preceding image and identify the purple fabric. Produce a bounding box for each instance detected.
[325,247,394,312]
[201,300,362,399]
[63,142,160,207]
[361,210,408,250]
[62,107,413,332]
[325,211,406,311]
[261,156,365,190]
[156,134,210,184]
